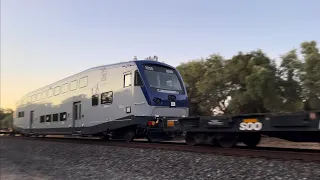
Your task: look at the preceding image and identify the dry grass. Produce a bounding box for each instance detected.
[257,137,320,150]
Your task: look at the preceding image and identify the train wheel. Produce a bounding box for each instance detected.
[185,133,199,146]
[101,135,110,140]
[146,136,160,143]
[146,133,160,142]
[242,134,261,148]
[217,135,237,148]
[146,131,166,142]
[123,131,135,142]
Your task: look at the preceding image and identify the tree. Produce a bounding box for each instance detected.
[220,50,281,114]
[0,108,13,120]
[177,60,206,116]
[278,49,303,112]
[0,108,13,129]
[177,40,319,116]
[195,54,230,115]
[300,41,320,110]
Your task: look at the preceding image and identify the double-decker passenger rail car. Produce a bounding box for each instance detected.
[13,57,189,142]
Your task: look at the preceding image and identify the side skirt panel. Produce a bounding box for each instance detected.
[14,116,154,136]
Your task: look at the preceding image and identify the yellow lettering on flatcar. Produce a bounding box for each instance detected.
[167,120,175,127]
[243,118,258,123]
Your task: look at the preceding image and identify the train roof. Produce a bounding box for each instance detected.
[18,59,176,100]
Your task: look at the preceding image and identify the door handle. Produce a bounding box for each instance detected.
[134,102,146,105]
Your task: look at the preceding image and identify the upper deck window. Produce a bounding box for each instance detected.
[62,83,68,93]
[48,88,53,97]
[42,91,47,99]
[54,86,60,96]
[70,80,77,91]
[134,70,143,86]
[37,93,41,101]
[143,65,184,93]
[32,95,36,102]
[79,77,88,88]
[124,74,132,87]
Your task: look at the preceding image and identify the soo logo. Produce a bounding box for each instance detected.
[239,122,263,131]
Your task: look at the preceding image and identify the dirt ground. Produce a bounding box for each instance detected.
[256,137,320,150]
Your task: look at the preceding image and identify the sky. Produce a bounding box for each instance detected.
[1,0,319,109]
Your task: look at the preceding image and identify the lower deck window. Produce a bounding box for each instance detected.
[101,91,113,104]
[60,112,67,121]
[46,115,51,122]
[53,113,59,122]
[92,94,99,106]
[40,116,45,123]
[18,111,24,118]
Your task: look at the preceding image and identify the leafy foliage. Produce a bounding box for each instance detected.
[300,41,320,110]
[0,108,13,120]
[0,108,13,129]
[177,59,206,115]
[177,41,320,116]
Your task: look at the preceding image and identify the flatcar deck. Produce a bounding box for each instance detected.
[176,111,320,147]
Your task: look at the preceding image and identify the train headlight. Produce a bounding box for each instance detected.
[153,97,162,105]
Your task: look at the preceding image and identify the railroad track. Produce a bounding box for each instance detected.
[1,135,319,163]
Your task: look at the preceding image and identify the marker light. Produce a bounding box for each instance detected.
[309,112,316,120]
[147,121,156,126]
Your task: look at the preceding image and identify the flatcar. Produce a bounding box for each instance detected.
[13,56,188,142]
[178,112,320,148]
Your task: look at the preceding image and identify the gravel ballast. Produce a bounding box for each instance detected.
[0,137,319,180]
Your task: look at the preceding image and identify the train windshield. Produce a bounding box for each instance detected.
[143,65,184,94]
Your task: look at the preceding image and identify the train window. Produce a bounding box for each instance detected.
[37,93,41,100]
[42,91,47,99]
[48,88,53,97]
[134,70,143,86]
[40,116,45,123]
[101,68,107,81]
[124,74,132,87]
[79,76,88,88]
[101,91,113,104]
[70,80,77,91]
[18,111,24,118]
[92,94,99,106]
[60,112,67,121]
[54,86,60,96]
[19,112,23,117]
[62,83,68,93]
[46,115,51,122]
[52,113,59,122]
